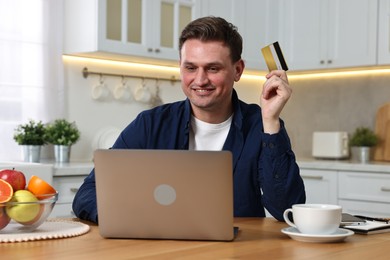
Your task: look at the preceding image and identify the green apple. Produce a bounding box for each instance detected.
[6,190,40,223]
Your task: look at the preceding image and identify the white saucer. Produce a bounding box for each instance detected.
[281,227,354,243]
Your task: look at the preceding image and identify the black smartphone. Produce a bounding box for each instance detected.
[340,213,367,226]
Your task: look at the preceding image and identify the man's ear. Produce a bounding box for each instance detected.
[234,59,245,82]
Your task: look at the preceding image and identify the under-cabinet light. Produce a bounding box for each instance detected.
[63,55,390,81]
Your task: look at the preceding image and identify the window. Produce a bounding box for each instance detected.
[0,0,64,161]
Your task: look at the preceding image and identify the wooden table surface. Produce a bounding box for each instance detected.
[2,218,390,259]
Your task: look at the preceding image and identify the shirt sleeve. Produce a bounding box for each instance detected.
[72,169,99,223]
[258,124,306,221]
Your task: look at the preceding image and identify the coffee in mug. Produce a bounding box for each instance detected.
[283,204,342,235]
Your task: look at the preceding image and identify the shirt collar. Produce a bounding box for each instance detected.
[184,88,243,129]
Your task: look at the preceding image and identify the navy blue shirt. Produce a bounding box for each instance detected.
[72,90,305,223]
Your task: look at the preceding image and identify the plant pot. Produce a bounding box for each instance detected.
[351,146,372,163]
[54,145,71,163]
[22,145,41,163]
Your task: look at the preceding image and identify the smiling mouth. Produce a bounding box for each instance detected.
[195,89,213,92]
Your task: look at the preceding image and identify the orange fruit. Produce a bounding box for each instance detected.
[0,179,13,203]
[27,175,56,200]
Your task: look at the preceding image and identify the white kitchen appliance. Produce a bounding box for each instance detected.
[312,132,349,159]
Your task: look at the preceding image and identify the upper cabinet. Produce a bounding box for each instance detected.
[199,0,281,71]
[233,0,282,71]
[64,0,387,71]
[64,0,200,63]
[198,0,234,22]
[378,0,390,64]
[279,0,378,71]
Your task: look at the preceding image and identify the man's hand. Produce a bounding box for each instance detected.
[261,70,292,134]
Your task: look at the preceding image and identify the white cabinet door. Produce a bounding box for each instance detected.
[281,0,326,71]
[326,0,377,68]
[378,0,390,64]
[281,0,377,71]
[300,169,338,204]
[339,199,390,218]
[148,0,200,60]
[198,0,234,21]
[233,0,282,70]
[338,171,390,203]
[338,171,390,217]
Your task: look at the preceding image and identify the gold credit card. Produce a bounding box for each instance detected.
[261,41,288,71]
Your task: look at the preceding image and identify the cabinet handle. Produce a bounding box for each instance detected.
[70,188,79,193]
[301,175,323,180]
[147,48,153,52]
[320,60,325,64]
[327,60,332,64]
[154,48,160,53]
[381,187,390,192]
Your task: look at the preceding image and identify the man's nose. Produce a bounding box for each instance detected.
[194,69,209,86]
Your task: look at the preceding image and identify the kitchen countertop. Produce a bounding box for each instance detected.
[3,158,390,176]
[52,161,94,176]
[297,158,390,173]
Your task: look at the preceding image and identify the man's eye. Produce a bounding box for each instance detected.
[185,66,196,72]
[208,67,219,72]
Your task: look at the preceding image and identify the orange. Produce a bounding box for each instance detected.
[0,179,13,203]
[27,175,56,200]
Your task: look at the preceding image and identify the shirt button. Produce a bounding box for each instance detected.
[269,143,275,149]
[262,142,267,148]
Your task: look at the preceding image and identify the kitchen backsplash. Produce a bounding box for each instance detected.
[64,57,390,161]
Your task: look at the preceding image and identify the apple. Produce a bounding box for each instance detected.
[0,207,10,230]
[6,190,40,224]
[20,204,44,226]
[0,168,26,191]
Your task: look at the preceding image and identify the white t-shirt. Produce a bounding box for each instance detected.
[188,114,233,151]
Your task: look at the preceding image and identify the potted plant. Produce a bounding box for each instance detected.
[349,127,379,163]
[13,119,46,162]
[45,119,80,163]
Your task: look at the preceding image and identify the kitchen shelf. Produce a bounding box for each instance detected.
[82,67,180,85]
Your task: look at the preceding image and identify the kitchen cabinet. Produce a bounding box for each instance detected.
[378,0,390,64]
[64,0,201,63]
[300,169,338,204]
[51,163,92,218]
[52,175,85,218]
[280,0,377,71]
[198,0,234,22]
[338,171,390,217]
[232,0,281,71]
[299,160,390,217]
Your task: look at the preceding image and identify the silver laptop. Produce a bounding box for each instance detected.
[93,149,234,241]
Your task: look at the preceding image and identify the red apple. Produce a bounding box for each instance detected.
[0,206,11,230]
[0,168,26,191]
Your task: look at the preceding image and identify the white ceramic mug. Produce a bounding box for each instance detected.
[91,83,110,101]
[113,84,131,101]
[134,86,152,103]
[283,204,342,235]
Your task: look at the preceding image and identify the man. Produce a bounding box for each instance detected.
[72,16,305,223]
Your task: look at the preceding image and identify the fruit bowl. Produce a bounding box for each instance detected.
[0,192,58,233]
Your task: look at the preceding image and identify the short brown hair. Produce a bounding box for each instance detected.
[179,16,243,63]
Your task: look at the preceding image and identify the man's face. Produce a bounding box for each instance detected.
[179,39,244,122]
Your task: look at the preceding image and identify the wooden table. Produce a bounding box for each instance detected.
[2,218,390,259]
